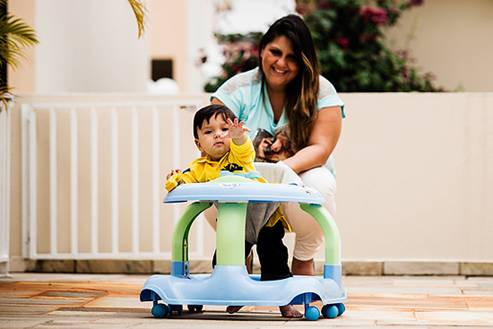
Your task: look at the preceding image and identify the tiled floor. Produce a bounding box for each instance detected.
[0,273,492,328]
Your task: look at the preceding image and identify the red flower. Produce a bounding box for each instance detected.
[360,6,389,25]
[296,3,308,15]
[336,37,349,48]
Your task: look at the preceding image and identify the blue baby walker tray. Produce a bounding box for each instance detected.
[140,173,346,320]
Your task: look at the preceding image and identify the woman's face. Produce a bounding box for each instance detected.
[260,35,299,91]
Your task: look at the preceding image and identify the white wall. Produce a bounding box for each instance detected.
[34,0,148,92]
[8,93,493,263]
[186,0,216,92]
[336,93,493,261]
[385,0,493,91]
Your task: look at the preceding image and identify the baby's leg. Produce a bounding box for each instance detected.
[256,221,291,280]
[256,221,302,318]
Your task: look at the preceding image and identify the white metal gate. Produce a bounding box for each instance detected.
[21,95,214,260]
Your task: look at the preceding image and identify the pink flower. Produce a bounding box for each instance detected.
[360,6,389,25]
[251,46,259,58]
[336,37,349,48]
[296,3,308,15]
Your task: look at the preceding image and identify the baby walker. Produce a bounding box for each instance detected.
[140,172,346,321]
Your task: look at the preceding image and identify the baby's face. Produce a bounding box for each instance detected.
[195,114,231,160]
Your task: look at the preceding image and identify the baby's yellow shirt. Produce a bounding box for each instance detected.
[164,137,290,232]
[165,137,266,191]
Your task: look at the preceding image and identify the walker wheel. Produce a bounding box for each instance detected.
[169,304,183,316]
[336,303,345,316]
[151,303,169,318]
[187,304,203,313]
[304,305,320,321]
[322,304,339,319]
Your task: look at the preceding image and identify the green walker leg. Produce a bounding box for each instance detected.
[300,203,342,283]
[171,202,212,277]
[215,202,248,266]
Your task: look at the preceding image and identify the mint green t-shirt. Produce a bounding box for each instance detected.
[211,67,345,175]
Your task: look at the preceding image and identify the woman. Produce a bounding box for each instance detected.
[206,14,344,317]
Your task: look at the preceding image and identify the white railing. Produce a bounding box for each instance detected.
[21,95,213,260]
[13,93,493,264]
[0,101,12,274]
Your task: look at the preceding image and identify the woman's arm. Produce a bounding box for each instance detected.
[213,97,342,174]
[282,106,342,174]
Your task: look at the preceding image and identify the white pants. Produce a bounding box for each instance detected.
[204,163,337,261]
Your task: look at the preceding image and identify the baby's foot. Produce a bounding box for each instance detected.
[280,305,303,318]
[226,305,243,313]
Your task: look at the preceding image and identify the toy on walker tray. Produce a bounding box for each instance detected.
[140,171,346,321]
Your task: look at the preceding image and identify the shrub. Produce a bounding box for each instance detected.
[298,0,442,91]
[204,0,442,92]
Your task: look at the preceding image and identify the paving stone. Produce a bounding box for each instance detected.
[347,286,463,295]
[415,310,493,326]
[38,290,103,298]
[461,262,493,276]
[464,296,493,310]
[0,273,130,282]
[190,260,213,274]
[152,260,229,274]
[48,310,121,317]
[392,277,459,287]
[384,261,460,275]
[0,289,38,298]
[462,289,493,296]
[152,260,171,274]
[0,318,52,328]
[0,304,58,315]
[0,297,89,305]
[1,273,493,328]
[84,296,148,309]
[342,261,383,276]
[76,260,152,274]
[27,260,76,273]
[348,294,469,311]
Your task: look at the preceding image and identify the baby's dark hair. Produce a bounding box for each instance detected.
[193,104,237,138]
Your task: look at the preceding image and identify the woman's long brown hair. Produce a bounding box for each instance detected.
[259,14,320,151]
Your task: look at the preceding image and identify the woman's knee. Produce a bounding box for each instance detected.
[299,167,336,197]
[299,166,337,216]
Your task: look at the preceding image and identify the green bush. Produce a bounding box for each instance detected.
[204,0,442,92]
[299,0,442,91]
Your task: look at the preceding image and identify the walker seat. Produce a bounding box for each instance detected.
[140,174,346,320]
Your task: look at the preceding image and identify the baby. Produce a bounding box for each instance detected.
[165,104,302,318]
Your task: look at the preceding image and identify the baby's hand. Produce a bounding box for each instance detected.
[166,169,181,180]
[226,118,249,143]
